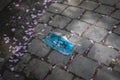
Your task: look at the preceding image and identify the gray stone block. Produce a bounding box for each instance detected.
[48,50,71,65]
[75,37,91,54]
[111,10,120,20]
[34,23,52,39]
[95,16,119,30]
[114,25,120,35]
[28,39,50,58]
[24,59,51,80]
[39,12,54,23]
[96,67,120,80]
[62,7,85,18]
[49,15,71,29]
[68,56,98,80]
[95,5,114,14]
[74,78,83,80]
[80,0,98,10]
[98,0,119,5]
[81,11,101,24]
[47,3,68,13]
[66,20,89,36]
[106,33,120,50]
[3,70,25,80]
[64,0,83,6]
[46,67,73,80]
[88,43,118,65]
[83,26,107,42]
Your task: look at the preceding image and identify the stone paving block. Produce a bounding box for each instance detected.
[114,64,120,72]
[20,53,31,63]
[47,3,68,13]
[68,56,98,80]
[3,70,25,80]
[95,5,114,15]
[88,43,118,65]
[75,37,91,54]
[98,0,119,5]
[46,67,73,80]
[81,11,101,24]
[64,0,83,6]
[83,26,107,42]
[114,25,120,35]
[14,53,31,71]
[28,39,50,58]
[49,15,71,29]
[24,59,51,80]
[116,3,120,9]
[74,78,83,80]
[111,10,120,20]
[66,20,89,36]
[106,33,120,50]
[80,0,98,10]
[38,12,54,23]
[34,23,52,39]
[62,6,85,18]
[95,16,119,30]
[96,67,120,80]
[48,50,71,65]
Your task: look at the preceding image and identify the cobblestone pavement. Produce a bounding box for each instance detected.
[0,0,120,80]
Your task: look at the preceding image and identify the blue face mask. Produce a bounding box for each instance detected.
[42,32,75,55]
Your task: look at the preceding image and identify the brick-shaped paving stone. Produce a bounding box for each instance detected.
[95,5,114,14]
[3,70,25,80]
[88,43,118,65]
[114,25,120,35]
[62,6,85,18]
[84,26,107,42]
[48,50,71,65]
[47,3,68,13]
[64,0,83,6]
[75,37,91,54]
[96,67,120,80]
[24,59,51,80]
[98,0,119,5]
[74,78,83,80]
[49,15,71,29]
[46,67,73,80]
[39,12,54,23]
[80,0,98,10]
[114,64,120,72]
[95,16,119,30]
[111,10,120,20]
[14,53,31,72]
[34,23,52,39]
[68,56,98,80]
[81,11,101,24]
[116,3,120,9]
[66,20,89,36]
[28,39,50,58]
[106,33,120,50]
